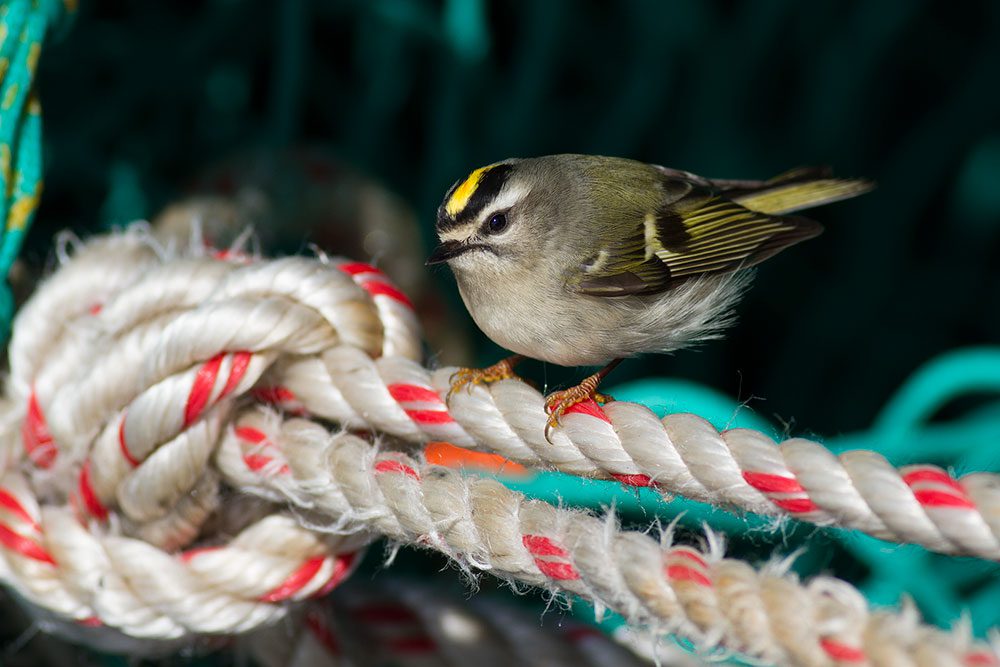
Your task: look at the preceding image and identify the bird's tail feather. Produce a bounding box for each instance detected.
[728,168,874,215]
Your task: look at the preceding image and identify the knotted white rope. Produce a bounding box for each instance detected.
[0,228,996,667]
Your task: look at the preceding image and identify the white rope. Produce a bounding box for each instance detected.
[0,472,365,639]
[0,230,996,667]
[216,412,1000,667]
[255,348,1000,561]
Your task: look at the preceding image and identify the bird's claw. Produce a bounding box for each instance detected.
[543,383,614,443]
[447,358,518,403]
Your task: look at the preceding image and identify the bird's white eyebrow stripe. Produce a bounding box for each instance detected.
[478,184,529,218]
[437,184,530,243]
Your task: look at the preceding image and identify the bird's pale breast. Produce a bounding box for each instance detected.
[454,263,746,368]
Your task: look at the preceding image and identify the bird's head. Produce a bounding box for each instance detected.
[428,159,552,275]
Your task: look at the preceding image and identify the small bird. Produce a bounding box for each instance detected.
[427,154,872,437]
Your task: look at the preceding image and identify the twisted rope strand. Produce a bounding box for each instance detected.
[0,471,365,639]
[262,349,1000,560]
[215,409,997,667]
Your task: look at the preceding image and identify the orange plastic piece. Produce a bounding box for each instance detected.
[424,441,530,478]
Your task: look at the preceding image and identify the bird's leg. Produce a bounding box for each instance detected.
[544,358,623,441]
[448,354,526,401]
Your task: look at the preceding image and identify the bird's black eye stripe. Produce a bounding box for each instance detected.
[485,212,509,234]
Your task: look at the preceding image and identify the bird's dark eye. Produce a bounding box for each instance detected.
[486,212,509,234]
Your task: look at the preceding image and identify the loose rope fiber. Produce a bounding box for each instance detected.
[1,228,997,666]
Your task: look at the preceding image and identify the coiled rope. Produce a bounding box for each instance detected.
[1,228,997,666]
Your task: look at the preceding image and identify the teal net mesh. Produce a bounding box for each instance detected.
[0,0,71,340]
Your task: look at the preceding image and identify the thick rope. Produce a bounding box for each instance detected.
[0,229,997,666]
[256,342,1000,563]
[220,411,998,667]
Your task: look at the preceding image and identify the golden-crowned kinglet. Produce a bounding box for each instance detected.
[427,154,872,435]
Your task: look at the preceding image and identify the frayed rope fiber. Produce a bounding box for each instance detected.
[0,228,997,666]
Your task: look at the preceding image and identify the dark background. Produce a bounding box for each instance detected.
[31,0,1000,437]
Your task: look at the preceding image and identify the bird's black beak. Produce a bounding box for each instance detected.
[426,240,466,265]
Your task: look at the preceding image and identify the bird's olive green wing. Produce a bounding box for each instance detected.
[572,185,822,297]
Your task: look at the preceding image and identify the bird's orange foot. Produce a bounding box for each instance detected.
[544,378,615,443]
[447,355,523,402]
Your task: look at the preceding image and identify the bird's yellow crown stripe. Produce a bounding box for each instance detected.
[445,165,494,216]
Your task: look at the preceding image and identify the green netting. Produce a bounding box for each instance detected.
[0,0,71,340]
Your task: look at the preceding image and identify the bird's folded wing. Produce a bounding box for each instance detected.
[573,193,821,297]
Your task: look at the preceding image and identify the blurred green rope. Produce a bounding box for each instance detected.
[872,347,1000,456]
[0,0,73,341]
